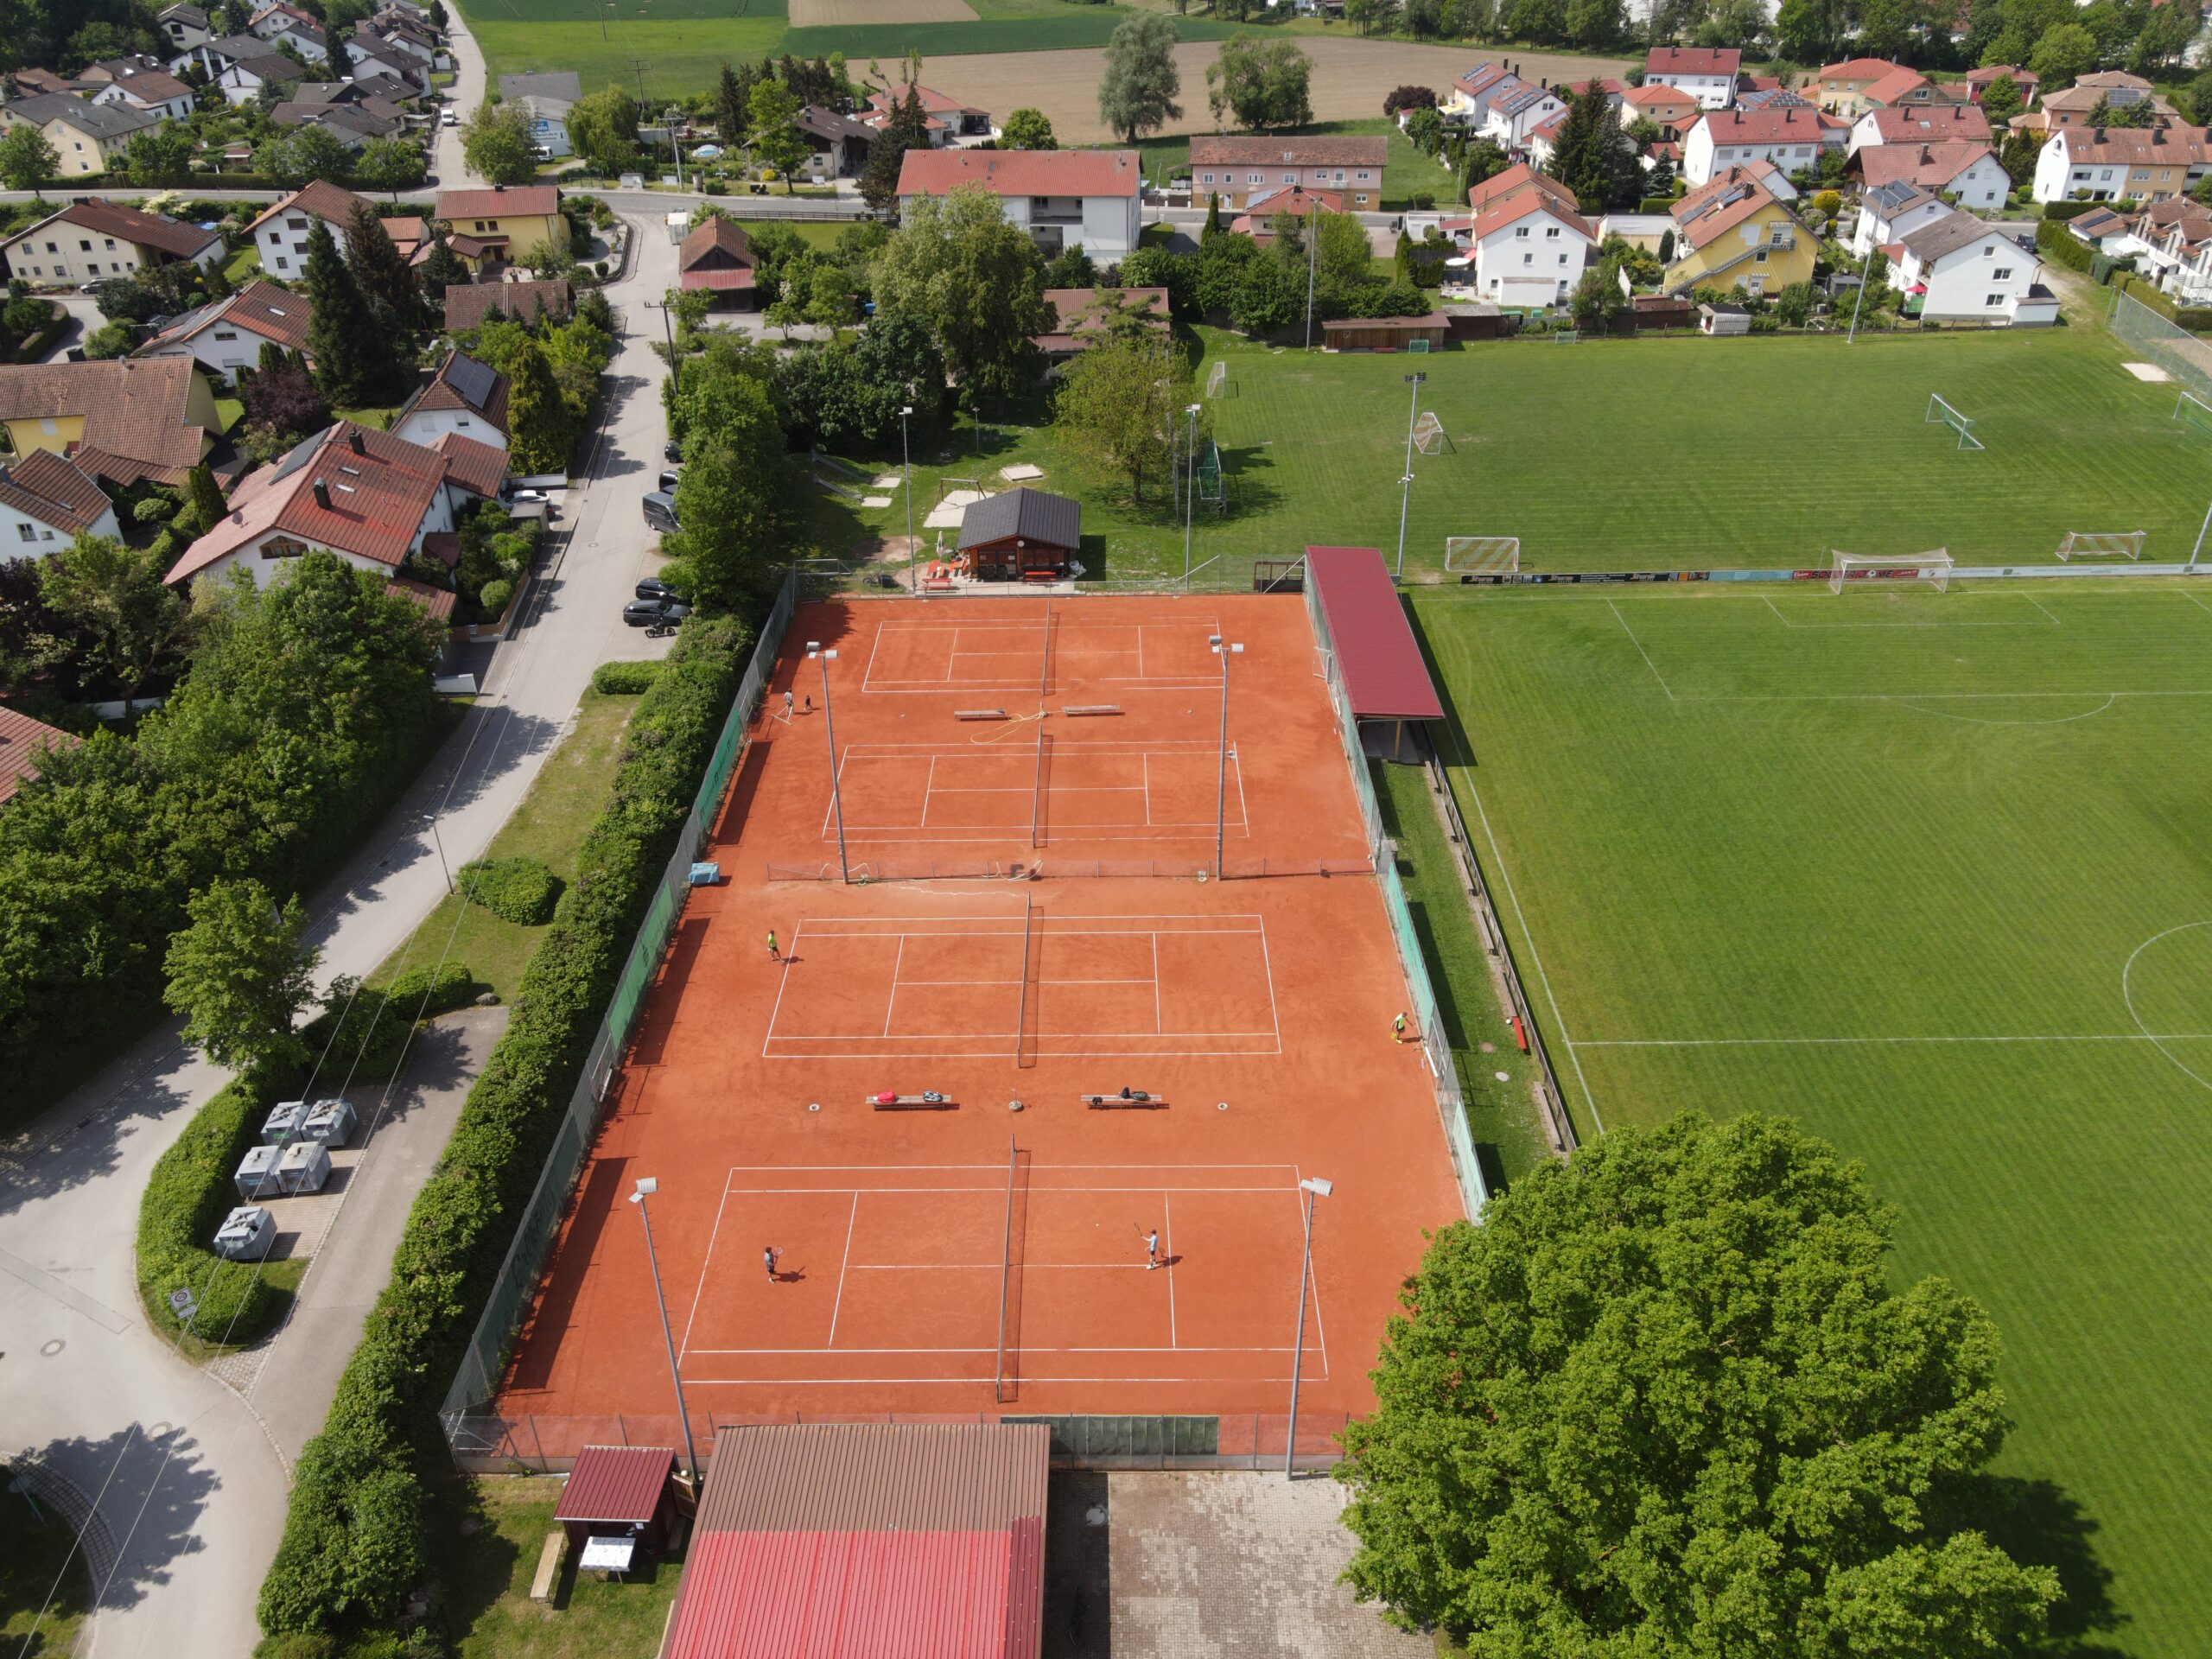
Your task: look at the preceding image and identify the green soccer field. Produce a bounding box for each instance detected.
[1413,576,2212,1657]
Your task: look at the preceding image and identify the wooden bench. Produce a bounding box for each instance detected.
[1082,1092,1166,1110]
[866,1095,957,1111]
[530,1530,567,1605]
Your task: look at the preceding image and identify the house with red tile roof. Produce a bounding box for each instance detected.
[1191,135,1389,210]
[164,420,506,595]
[1684,105,1847,185]
[896,148,1142,257]
[0,706,79,808]
[443,278,571,334]
[1643,45,1742,110]
[135,280,314,385]
[391,349,508,453]
[861,83,992,146]
[0,451,119,554]
[2032,123,2212,203]
[1857,141,2010,209]
[1469,191,1595,308]
[0,358,220,489]
[1847,103,1991,156]
[677,217,757,309]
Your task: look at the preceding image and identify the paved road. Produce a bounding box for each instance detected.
[0,212,683,1658]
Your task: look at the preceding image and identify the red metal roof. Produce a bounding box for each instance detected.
[679,267,757,291]
[555,1445,675,1525]
[1305,546,1445,721]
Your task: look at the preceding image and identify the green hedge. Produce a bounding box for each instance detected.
[457,855,562,926]
[591,658,664,695]
[298,963,483,1087]
[257,614,753,1645]
[136,1065,294,1346]
[2037,218,2094,272]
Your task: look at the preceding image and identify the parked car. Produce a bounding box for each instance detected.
[643,490,678,532]
[624,597,691,626]
[658,470,679,493]
[635,576,680,603]
[508,487,550,505]
[664,440,682,463]
[442,111,457,126]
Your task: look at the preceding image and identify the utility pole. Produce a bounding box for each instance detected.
[1304,197,1319,352]
[665,105,685,188]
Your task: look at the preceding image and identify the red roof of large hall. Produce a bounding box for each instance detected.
[1305,545,1446,721]
[664,1421,1047,1659]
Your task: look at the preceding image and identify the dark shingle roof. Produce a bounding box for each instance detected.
[957,486,1080,553]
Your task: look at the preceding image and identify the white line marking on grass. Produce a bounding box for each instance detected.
[1452,767,1604,1135]
[1895,693,2117,727]
[1606,599,1674,701]
[826,1192,861,1345]
[2025,594,2061,626]
[2124,920,2212,1096]
[2182,588,2212,617]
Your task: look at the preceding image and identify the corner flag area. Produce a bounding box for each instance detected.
[484,595,1465,1452]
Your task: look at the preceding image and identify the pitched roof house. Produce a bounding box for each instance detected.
[1643,45,1742,110]
[1888,207,2049,323]
[1683,105,1847,186]
[0,358,221,489]
[136,280,314,385]
[896,149,1143,257]
[391,350,510,452]
[1665,168,1815,295]
[1857,140,2011,210]
[2032,124,2212,202]
[0,450,121,556]
[0,197,223,287]
[1190,135,1389,210]
[0,92,156,175]
[444,278,572,333]
[677,216,757,307]
[84,61,197,119]
[0,706,79,808]
[1848,104,1992,156]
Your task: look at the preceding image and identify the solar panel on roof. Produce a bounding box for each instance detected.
[442,353,499,410]
[269,430,327,484]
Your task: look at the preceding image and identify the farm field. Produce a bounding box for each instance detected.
[1414,577,2212,1658]
[814,322,2212,583]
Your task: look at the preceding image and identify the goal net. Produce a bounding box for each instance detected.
[1413,410,1451,455]
[1446,536,1521,575]
[1828,548,1953,594]
[1926,392,1984,451]
[1206,361,1231,398]
[2056,530,2146,561]
[2175,390,2212,436]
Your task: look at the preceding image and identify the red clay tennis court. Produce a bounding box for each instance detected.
[488,594,1465,1450]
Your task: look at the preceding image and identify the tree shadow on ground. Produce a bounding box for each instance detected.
[1950,1473,2129,1658]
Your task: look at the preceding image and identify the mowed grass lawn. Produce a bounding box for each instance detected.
[1128,116,1464,204]
[1414,577,2212,1657]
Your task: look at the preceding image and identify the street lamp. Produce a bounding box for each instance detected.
[646,299,679,400]
[1182,403,1201,589]
[899,404,915,593]
[1395,372,1426,583]
[664,106,686,188]
[1286,1173,1332,1477]
[628,1177,702,1485]
[422,812,453,894]
[809,643,849,881]
[1210,635,1242,880]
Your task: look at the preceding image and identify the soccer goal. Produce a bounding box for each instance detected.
[2056,530,2146,561]
[1446,536,1521,575]
[1926,393,1984,451]
[1206,360,1233,398]
[1828,548,1953,594]
[2174,390,2212,436]
[1413,410,1452,455]
[1552,328,1580,344]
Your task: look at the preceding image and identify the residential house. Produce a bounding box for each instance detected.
[896,149,1142,257]
[136,280,312,385]
[2033,71,2175,131]
[0,358,220,488]
[1479,74,1567,149]
[1595,211,1674,252]
[1525,109,1568,171]
[1465,162,1581,219]
[1810,57,1904,117]
[1683,105,1847,186]
[1620,79,1701,142]
[1189,136,1388,211]
[500,71,580,158]
[1857,141,2010,209]
[676,216,758,308]
[1663,168,1814,296]
[1229,185,1342,241]
[2063,203,2138,256]
[1643,46,1741,111]
[1557,77,1627,109]
[2128,197,2212,302]
[2032,125,2212,202]
[0,707,79,808]
[0,450,120,555]
[444,278,572,333]
[164,419,507,601]
[1848,105,1990,156]
[0,198,222,287]
[1963,64,2037,107]
[1850,178,1952,255]
[1735,87,1816,112]
[157,3,213,52]
[86,63,197,120]
[1471,192,1594,308]
[861,83,992,147]
[1886,207,2050,322]
[373,17,439,65]
[246,181,379,277]
[1858,67,1967,112]
[269,101,398,147]
[0,93,155,176]
[435,184,568,270]
[391,350,508,453]
[250,2,330,60]
[1032,287,1169,363]
[796,105,874,179]
[213,49,307,106]
[7,69,80,99]
[341,29,428,94]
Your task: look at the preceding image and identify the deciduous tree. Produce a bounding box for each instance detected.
[1053,331,1199,503]
[1098,11,1182,143]
[1206,36,1313,132]
[2030,21,2098,87]
[567,86,640,175]
[125,123,196,188]
[353,137,426,198]
[1977,72,2024,122]
[869,182,1046,409]
[461,98,535,185]
[1000,107,1056,149]
[38,533,188,698]
[1338,1111,2062,1656]
[162,877,320,1073]
[0,122,60,197]
[747,78,809,190]
[255,123,355,188]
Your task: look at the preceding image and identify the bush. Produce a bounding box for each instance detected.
[298,963,480,1086]
[457,855,563,925]
[592,658,664,694]
[475,577,513,619]
[2037,217,2094,272]
[2040,199,2101,221]
[136,1066,290,1345]
[257,615,754,1642]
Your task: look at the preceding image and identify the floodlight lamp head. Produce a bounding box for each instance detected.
[630,1176,658,1203]
[899,404,912,416]
[1404,372,1427,385]
[1299,1176,1333,1197]
[1208,633,1223,645]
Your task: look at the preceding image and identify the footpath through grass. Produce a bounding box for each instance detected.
[1414,577,2212,1658]
[0,1486,91,1658]
[370,687,637,1001]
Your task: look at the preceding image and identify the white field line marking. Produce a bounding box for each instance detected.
[1576,1032,2212,1048]
[1454,766,1604,1135]
[2182,588,2212,616]
[882,936,906,1035]
[796,925,1265,938]
[677,1167,738,1362]
[1680,688,2212,704]
[1232,745,1249,831]
[1142,752,1153,826]
[1153,931,1163,1033]
[2124,920,2212,1097]
[1163,1191,1176,1348]
[825,1191,861,1345]
[1896,693,2116,726]
[862,623,885,690]
[689,1344,1304,1355]
[1762,592,2057,630]
[758,918,804,1059]
[1607,599,1674,701]
[2026,594,2061,625]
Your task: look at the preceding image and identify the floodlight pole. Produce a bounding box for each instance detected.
[2190,492,2212,573]
[423,812,453,893]
[1211,637,1242,879]
[810,644,849,881]
[629,1178,702,1485]
[900,404,915,593]
[1183,403,1201,590]
[1847,258,1869,345]
[1285,1174,1332,1477]
[1396,372,1426,583]
[1304,198,1319,352]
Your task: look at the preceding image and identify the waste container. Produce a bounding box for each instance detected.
[264,1100,310,1144]
[235,1142,283,1200]
[302,1097,357,1147]
[276,1140,331,1195]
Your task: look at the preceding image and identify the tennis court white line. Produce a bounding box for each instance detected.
[690,1345,1303,1357]
[677,1173,739,1363]
[1607,599,1674,700]
[1164,1193,1177,1346]
[760,917,803,1044]
[1577,1033,2212,1047]
[766,1031,1281,1042]
[881,936,905,1034]
[681,1373,1322,1384]
[825,1192,860,1344]
[710,1184,1306,1194]
[718,1160,1299,1172]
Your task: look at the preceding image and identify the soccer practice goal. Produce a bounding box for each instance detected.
[1446,536,1522,575]
[1413,410,1452,455]
[2174,390,2212,435]
[1206,361,1232,398]
[1926,393,1984,451]
[1828,548,1953,594]
[2056,530,2146,561]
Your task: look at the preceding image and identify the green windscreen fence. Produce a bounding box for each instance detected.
[1005,1414,1221,1460]
[441,573,799,1425]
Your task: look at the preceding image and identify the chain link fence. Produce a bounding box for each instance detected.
[2112,288,2212,404]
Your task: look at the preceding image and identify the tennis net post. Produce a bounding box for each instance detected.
[994,1134,1018,1403]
